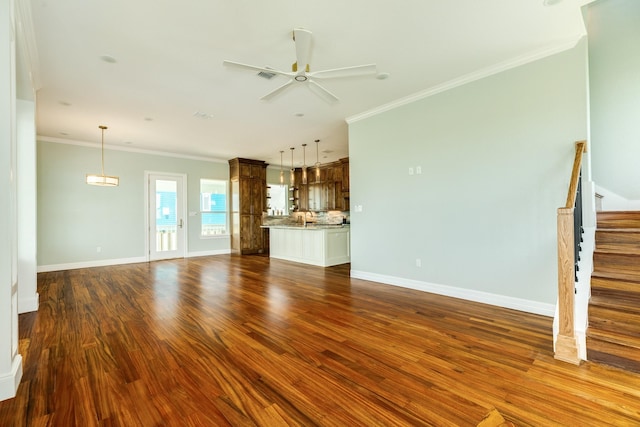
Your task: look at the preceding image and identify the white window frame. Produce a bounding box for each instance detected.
[200,179,229,238]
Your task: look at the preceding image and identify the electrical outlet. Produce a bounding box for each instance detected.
[415,258,421,267]
[416,166,422,174]
[96,246,102,253]
[409,167,414,175]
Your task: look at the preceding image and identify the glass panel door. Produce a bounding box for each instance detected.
[148,174,186,261]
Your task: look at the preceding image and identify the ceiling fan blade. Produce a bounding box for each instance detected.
[223,60,292,77]
[293,28,312,71]
[310,64,378,79]
[261,80,295,101]
[308,80,339,104]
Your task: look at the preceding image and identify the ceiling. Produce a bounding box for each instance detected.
[21,0,587,167]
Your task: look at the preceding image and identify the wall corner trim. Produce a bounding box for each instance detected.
[0,355,23,402]
[18,294,39,314]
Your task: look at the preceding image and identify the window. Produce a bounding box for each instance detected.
[200,179,228,236]
[268,184,288,215]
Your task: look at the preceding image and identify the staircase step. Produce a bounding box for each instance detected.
[587,331,640,374]
[589,314,640,337]
[593,250,640,276]
[597,211,640,229]
[588,328,640,350]
[589,301,640,335]
[591,272,640,298]
[596,228,640,251]
[590,295,640,315]
[588,211,640,373]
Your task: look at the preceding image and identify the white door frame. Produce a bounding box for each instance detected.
[144,171,188,261]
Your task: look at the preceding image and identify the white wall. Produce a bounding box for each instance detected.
[17,99,38,313]
[348,41,589,314]
[588,0,640,200]
[0,0,23,401]
[37,141,232,270]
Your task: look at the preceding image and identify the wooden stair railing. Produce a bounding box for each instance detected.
[555,140,587,365]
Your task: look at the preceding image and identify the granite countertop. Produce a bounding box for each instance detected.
[262,224,350,229]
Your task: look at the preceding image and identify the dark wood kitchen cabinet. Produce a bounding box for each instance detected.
[229,158,267,254]
[299,158,349,212]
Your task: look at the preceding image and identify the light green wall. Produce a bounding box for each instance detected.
[348,41,588,305]
[588,0,640,199]
[37,141,230,266]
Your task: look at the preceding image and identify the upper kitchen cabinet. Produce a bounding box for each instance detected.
[340,158,349,193]
[339,157,349,211]
[301,158,349,212]
[229,158,268,254]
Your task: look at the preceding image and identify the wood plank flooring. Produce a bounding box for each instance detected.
[1,255,639,426]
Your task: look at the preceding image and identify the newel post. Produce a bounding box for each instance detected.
[555,206,581,364]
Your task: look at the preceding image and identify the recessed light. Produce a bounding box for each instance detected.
[294,112,305,117]
[124,141,133,145]
[59,132,69,136]
[376,72,390,80]
[99,55,117,64]
[193,111,213,119]
[58,101,72,106]
[144,117,154,122]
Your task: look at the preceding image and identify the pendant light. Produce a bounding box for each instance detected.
[314,139,321,180]
[301,143,307,184]
[86,125,119,186]
[289,147,295,187]
[279,150,284,185]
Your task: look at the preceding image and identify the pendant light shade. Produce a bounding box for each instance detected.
[301,143,307,185]
[314,139,321,180]
[279,150,284,185]
[289,147,295,187]
[86,125,119,186]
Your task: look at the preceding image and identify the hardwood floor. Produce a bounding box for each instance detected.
[1,255,639,426]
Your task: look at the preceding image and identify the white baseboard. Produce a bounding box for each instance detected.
[18,293,39,314]
[37,252,233,272]
[187,249,231,258]
[37,256,147,273]
[0,355,23,402]
[350,270,555,317]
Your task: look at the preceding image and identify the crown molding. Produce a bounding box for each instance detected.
[38,135,229,164]
[347,34,586,124]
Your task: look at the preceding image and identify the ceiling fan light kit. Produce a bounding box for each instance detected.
[223,28,377,103]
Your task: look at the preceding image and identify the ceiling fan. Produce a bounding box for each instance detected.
[223,28,377,103]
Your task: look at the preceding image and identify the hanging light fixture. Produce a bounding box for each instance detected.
[279,150,284,185]
[289,147,295,187]
[86,125,119,186]
[301,143,307,184]
[314,139,321,180]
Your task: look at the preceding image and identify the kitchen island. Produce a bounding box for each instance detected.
[266,225,350,267]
